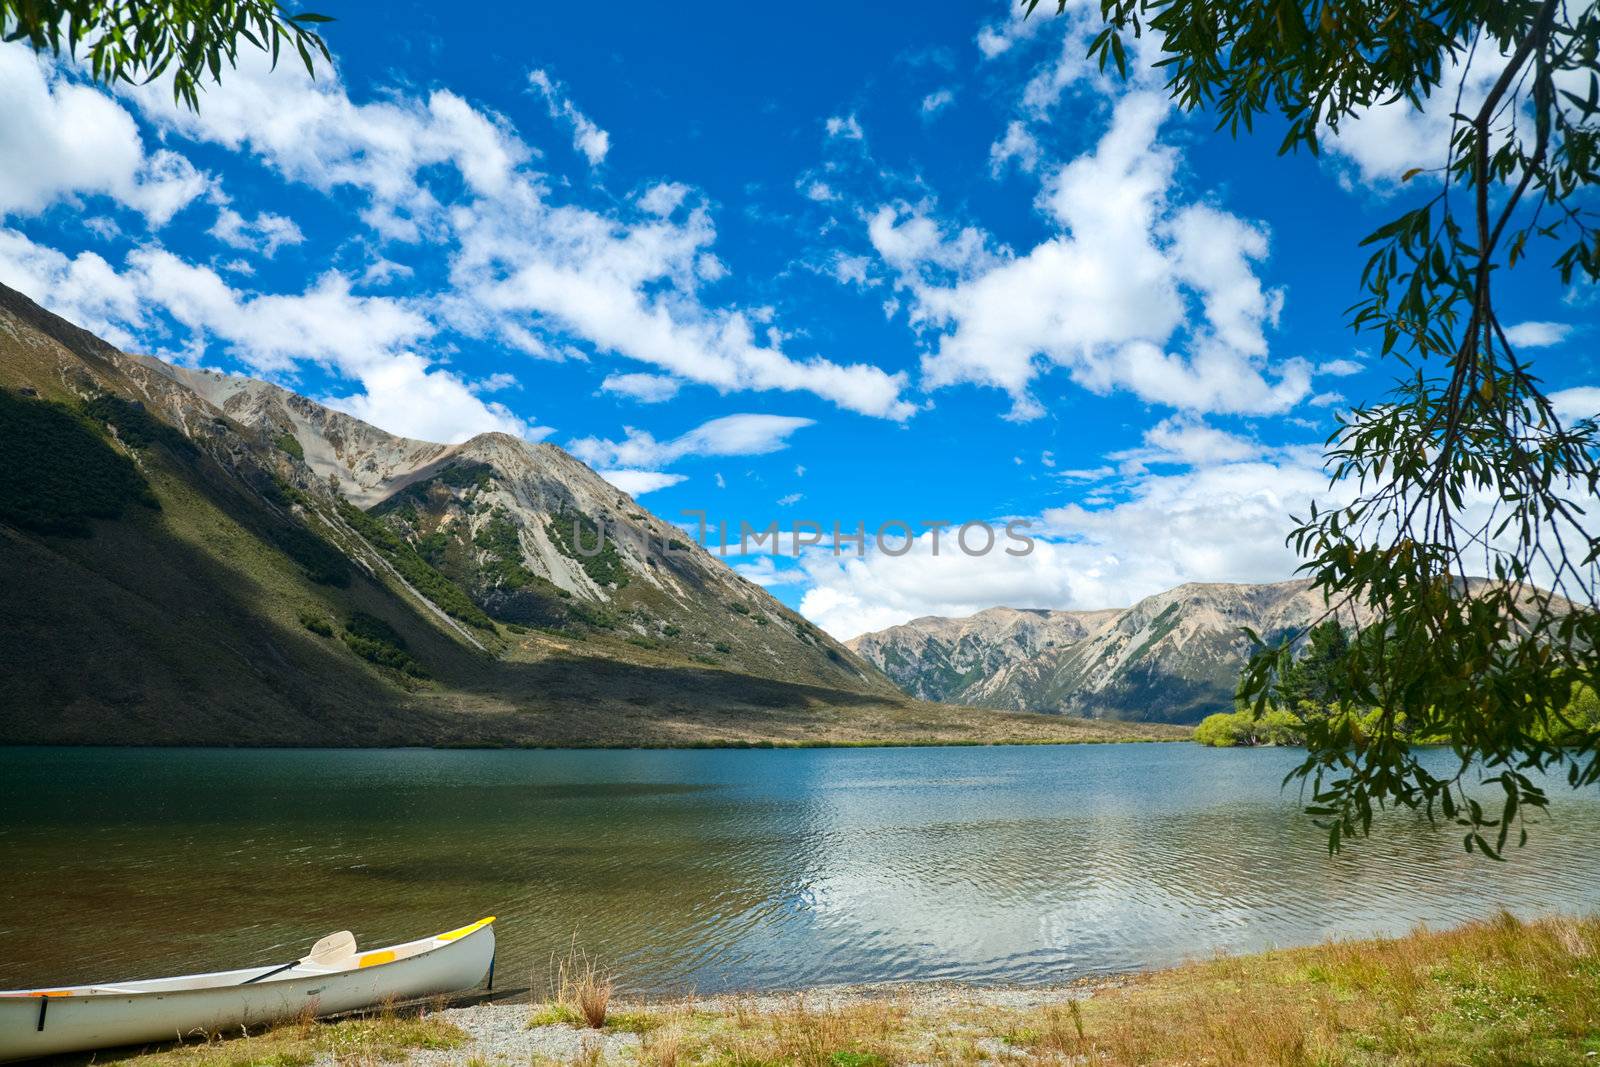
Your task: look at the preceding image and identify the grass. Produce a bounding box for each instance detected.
[90,914,1600,1065]
[531,943,618,1030]
[1000,910,1600,1066]
[342,610,430,679]
[96,1002,465,1066]
[537,913,1600,1066]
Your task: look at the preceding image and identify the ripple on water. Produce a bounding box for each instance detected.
[0,744,1597,992]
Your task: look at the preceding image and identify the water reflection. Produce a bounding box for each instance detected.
[0,744,1596,992]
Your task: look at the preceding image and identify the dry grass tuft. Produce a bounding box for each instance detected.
[639,1023,684,1067]
[547,940,614,1029]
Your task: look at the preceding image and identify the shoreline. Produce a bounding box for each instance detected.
[81,912,1600,1065]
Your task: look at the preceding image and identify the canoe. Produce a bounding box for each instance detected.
[0,917,495,1063]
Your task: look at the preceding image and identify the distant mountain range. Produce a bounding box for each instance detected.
[847,581,1369,724]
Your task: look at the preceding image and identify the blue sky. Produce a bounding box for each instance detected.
[1,0,1593,638]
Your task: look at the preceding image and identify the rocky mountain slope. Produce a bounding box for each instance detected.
[125,354,874,683]
[848,582,1371,724]
[2,280,1019,746]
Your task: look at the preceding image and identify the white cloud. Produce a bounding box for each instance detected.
[598,469,687,496]
[867,204,995,279]
[637,182,690,217]
[1320,44,1585,187]
[527,68,610,166]
[361,256,413,285]
[799,443,1341,640]
[568,413,815,469]
[989,120,1041,175]
[921,89,955,117]
[209,207,305,257]
[0,229,145,347]
[1318,357,1364,377]
[1108,415,1262,473]
[123,51,529,240]
[732,556,802,587]
[802,179,838,202]
[473,371,521,393]
[975,6,1048,59]
[325,351,551,444]
[828,253,873,287]
[0,227,551,445]
[1504,321,1572,349]
[1008,3,1165,118]
[877,92,1308,420]
[825,114,864,141]
[109,47,912,420]
[451,193,915,419]
[1551,386,1600,424]
[777,492,804,506]
[600,372,681,403]
[0,44,211,225]
[127,248,430,376]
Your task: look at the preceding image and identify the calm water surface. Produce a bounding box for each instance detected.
[1,744,1597,993]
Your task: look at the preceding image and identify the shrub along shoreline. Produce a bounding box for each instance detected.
[1194,686,1600,748]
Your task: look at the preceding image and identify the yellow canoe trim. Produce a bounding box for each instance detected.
[436,917,495,943]
[357,950,396,968]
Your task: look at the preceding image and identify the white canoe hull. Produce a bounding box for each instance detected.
[0,919,494,1063]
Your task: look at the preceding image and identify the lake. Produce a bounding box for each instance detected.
[2,743,1597,994]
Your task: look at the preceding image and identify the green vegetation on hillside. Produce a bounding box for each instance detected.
[467,508,582,627]
[0,390,159,536]
[269,521,350,587]
[370,461,494,517]
[341,611,428,678]
[81,394,193,453]
[547,509,629,589]
[274,432,304,460]
[337,499,494,629]
[1125,602,1181,664]
[298,610,334,637]
[474,510,539,590]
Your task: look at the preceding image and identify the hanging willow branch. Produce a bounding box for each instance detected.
[3,0,332,110]
[1027,0,1600,856]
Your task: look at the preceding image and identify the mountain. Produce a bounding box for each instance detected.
[128,354,871,681]
[848,581,1370,724]
[0,281,1187,747]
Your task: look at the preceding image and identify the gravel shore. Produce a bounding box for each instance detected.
[403,980,1124,1065]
